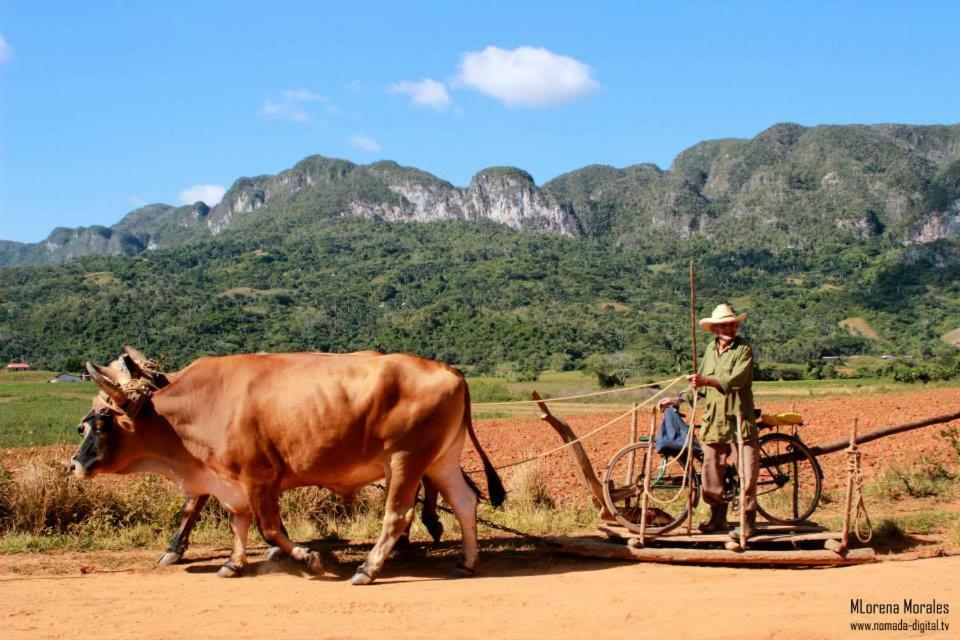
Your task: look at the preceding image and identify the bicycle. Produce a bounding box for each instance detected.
[602,408,824,535]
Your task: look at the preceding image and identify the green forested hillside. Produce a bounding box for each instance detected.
[3,217,958,376]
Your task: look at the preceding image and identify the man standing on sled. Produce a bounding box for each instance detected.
[660,303,759,540]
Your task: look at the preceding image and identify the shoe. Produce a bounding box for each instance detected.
[729,510,758,540]
[698,503,728,533]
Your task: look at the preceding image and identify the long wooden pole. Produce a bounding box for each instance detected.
[690,259,698,372]
[736,414,747,549]
[543,536,876,566]
[685,258,698,534]
[807,411,960,457]
[531,391,611,517]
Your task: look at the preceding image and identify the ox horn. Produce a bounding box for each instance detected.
[123,345,148,364]
[120,354,145,379]
[86,361,129,408]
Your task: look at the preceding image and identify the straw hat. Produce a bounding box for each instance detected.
[699,303,747,330]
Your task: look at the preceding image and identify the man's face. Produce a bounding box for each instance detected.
[711,321,740,341]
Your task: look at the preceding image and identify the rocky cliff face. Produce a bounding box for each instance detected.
[4,122,960,266]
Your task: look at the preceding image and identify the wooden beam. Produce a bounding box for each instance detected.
[544,536,875,566]
[807,411,960,458]
[532,391,611,518]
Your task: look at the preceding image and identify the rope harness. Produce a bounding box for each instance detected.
[465,376,686,474]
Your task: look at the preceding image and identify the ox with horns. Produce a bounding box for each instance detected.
[71,347,506,583]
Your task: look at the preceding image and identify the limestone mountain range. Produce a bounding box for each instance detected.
[3,122,959,266]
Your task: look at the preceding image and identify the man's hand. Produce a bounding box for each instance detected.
[686,373,719,390]
[658,397,680,410]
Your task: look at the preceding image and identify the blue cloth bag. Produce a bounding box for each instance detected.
[656,407,701,457]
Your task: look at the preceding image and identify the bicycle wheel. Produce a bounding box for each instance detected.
[602,440,699,535]
[755,432,823,524]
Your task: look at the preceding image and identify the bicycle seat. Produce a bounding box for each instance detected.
[759,412,804,427]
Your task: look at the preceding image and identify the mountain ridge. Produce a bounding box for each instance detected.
[3,121,960,266]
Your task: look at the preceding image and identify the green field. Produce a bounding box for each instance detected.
[3,368,955,448]
[0,371,94,448]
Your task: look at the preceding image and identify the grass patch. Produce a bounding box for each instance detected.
[866,459,957,501]
[0,450,595,554]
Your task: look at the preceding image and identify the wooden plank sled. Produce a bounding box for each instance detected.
[598,523,841,545]
[545,535,876,566]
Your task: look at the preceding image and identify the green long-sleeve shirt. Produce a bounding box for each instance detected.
[688,335,757,443]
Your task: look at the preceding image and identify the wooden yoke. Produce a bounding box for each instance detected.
[532,391,612,518]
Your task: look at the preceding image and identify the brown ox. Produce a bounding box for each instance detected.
[72,350,505,584]
[94,348,443,567]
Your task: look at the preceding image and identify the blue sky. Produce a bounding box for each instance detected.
[1,1,958,242]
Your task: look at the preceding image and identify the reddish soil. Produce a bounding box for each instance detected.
[2,387,959,639]
[1,548,957,640]
[466,387,960,505]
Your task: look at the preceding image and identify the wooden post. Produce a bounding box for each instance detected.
[637,407,658,545]
[684,393,697,535]
[624,402,639,484]
[532,391,611,518]
[736,414,747,550]
[840,419,859,552]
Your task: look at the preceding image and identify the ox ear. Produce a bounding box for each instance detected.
[86,361,130,408]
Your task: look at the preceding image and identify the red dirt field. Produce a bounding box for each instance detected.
[1,547,958,640]
[2,386,959,640]
[465,387,960,505]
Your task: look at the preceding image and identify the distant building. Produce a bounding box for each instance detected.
[819,356,841,363]
[50,373,82,383]
[880,354,897,361]
[5,362,32,372]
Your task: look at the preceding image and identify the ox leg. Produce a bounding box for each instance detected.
[427,464,479,577]
[217,512,251,578]
[420,477,444,545]
[250,488,324,576]
[351,460,420,586]
[158,494,210,566]
[396,483,422,553]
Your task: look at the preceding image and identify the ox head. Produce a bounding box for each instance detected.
[70,347,164,479]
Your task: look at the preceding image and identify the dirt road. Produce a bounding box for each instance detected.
[2,547,957,640]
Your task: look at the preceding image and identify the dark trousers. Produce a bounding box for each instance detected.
[701,439,759,512]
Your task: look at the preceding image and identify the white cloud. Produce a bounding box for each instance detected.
[282,88,323,102]
[389,78,452,111]
[457,45,599,107]
[178,184,226,206]
[260,88,327,122]
[348,134,381,153]
[0,36,11,64]
[128,195,146,208]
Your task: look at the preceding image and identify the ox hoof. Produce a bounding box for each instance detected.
[157,550,183,566]
[350,569,375,586]
[303,551,324,575]
[264,546,284,562]
[448,561,477,579]
[217,561,245,578]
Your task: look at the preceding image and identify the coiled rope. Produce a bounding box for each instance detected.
[847,446,873,543]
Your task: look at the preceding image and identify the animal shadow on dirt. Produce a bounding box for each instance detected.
[180,538,617,583]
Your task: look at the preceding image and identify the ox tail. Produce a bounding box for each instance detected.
[463,383,507,507]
